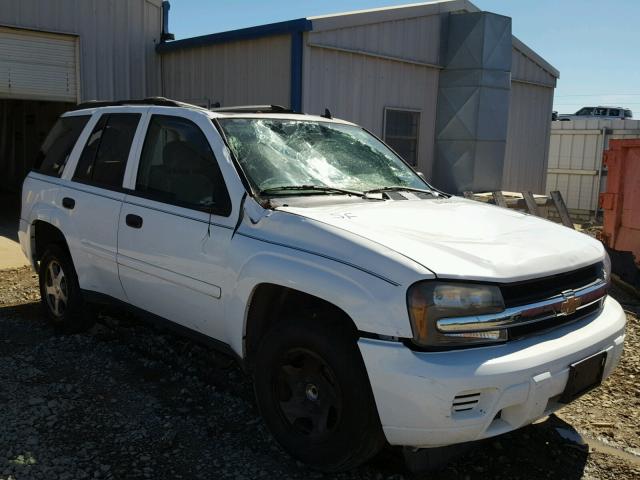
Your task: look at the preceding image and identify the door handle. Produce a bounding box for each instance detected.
[62,197,75,209]
[125,214,143,229]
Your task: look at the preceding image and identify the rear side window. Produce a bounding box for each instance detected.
[624,109,633,118]
[73,113,141,189]
[34,115,90,177]
[135,115,231,216]
[608,109,620,117]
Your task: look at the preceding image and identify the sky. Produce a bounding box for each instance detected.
[167,0,640,115]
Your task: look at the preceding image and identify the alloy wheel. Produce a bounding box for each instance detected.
[44,260,68,317]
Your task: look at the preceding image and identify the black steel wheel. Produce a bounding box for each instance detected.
[253,313,385,471]
[274,348,342,439]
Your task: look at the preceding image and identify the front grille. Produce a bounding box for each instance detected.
[508,301,602,340]
[500,263,602,308]
[501,263,605,340]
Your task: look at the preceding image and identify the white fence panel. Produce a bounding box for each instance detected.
[546,119,640,212]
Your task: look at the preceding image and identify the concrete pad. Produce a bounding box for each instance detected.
[0,192,29,270]
[0,234,29,269]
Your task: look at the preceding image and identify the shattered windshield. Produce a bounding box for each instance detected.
[216,118,428,195]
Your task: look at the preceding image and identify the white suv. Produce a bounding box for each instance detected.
[19,98,626,471]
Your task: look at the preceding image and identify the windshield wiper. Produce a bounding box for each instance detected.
[259,185,365,197]
[363,186,436,195]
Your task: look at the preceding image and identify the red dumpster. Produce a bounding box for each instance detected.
[599,139,640,287]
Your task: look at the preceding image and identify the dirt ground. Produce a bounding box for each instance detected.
[0,267,639,480]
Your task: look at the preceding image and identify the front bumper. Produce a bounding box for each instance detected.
[359,296,626,448]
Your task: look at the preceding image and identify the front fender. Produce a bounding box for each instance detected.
[224,242,415,357]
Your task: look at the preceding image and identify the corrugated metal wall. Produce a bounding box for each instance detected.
[160,35,291,107]
[511,47,556,87]
[501,42,557,193]
[503,81,554,193]
[308,14,441,66]
[303,13,442,177]
[547,119,640,211]
[303,43,439,177]
[0,0,162,100]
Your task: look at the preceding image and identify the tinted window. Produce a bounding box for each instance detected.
[576,107,594,116]
[384,109,420,166]
[34,115,90,177]
[135,115,230,215]
[624,109,633,118]
[608,109,620,117]
[594,107,607,116]
[73,113,140,189]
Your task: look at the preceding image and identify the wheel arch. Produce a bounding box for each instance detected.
[243,283,359,370]
[227,250,411,359]
[31,220,71,268]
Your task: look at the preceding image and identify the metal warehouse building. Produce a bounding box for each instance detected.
[0,0,559,197]
[158,0,559,194]
[0,0,164,193]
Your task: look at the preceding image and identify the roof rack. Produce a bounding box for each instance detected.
[210,105,295,114]
[70,97,206,111]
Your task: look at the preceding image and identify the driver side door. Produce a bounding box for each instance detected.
[117,110,235,342]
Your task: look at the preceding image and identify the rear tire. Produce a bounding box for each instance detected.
[253,313,385,471]
[38,244,93,333]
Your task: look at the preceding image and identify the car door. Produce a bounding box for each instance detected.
[59,109,145,301]
[117,109,236,342]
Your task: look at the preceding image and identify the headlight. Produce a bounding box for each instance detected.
[407,282,506,347]
[603,251,612,287]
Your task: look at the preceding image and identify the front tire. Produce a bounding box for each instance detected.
[253,314,385,471]
[38,244,92,333]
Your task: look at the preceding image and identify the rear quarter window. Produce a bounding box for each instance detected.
[33,115,90,177]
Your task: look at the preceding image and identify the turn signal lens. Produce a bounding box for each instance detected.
[602,253,612,287]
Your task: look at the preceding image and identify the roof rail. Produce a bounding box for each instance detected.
[210,105,296,114]
[70,97,206,111]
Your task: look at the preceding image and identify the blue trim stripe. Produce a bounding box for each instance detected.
[156,18,313,53]
[290,30,304,112]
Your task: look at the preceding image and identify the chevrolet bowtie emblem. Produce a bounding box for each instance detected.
[560,292,581,315]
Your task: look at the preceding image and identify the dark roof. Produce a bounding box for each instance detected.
[156,18,313,53]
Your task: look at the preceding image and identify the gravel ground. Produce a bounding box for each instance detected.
[1,267,639,480]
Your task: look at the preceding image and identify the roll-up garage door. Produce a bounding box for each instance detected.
[0,26,78,102]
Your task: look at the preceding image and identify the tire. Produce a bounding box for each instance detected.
[38,244,93,333]
[253,313,385,471]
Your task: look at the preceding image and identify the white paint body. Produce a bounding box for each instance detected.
[19,105,626,448]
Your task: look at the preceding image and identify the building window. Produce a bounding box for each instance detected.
[383,108,420,166]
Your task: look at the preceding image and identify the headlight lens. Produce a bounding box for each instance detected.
[407,282,506,347]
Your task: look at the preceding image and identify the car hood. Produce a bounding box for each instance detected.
[277,196,604,283]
